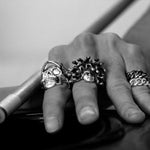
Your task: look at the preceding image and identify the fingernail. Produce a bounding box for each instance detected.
[79,106,98,123]
[127,109,145,121]
[46,117,59,133]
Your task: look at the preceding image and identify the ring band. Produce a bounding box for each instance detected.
[69,57,106,86]
[41,61,69,89]
[127,70,150,87]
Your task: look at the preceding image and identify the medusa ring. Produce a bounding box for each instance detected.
[68,57,106,86]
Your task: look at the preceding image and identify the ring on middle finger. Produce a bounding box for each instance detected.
[68,57,106,86]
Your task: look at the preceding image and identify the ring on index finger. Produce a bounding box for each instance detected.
[41,60,71,90]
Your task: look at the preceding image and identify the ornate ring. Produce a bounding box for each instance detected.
[126,70,150,87]
[68,57,106,86]
[41,60,69,89]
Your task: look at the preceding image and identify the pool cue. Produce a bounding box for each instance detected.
[84,0,136,33]
[0,71,41,123]
[0,0,136,123]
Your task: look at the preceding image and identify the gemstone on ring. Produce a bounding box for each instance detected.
[82,70,95,82]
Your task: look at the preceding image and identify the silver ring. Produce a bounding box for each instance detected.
[41,61,69,89]
[127,70,150,87]
[69,57,106,86]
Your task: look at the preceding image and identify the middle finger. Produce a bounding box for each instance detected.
[67,33,100,124]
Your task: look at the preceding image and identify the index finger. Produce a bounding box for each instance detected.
[42,45,71,133]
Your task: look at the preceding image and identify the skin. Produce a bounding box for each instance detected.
[42,32,150,133]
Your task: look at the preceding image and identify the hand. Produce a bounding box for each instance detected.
[42,32,150,133]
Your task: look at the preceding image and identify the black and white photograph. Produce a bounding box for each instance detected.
[0,0,150,149]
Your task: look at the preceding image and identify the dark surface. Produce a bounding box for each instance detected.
[0,109,125,150]
[0,87,150,150]
[0,86,125,150]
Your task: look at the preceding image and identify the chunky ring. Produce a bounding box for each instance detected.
[127,70,150,87]
[68,57,106,86]
[41,61,69,89]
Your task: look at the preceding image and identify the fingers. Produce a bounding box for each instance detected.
[43,85,71,133]
[70,33,99,124]
[72,81,99,124]
[43,33,99,132]
[95,33,145,123]
[43,31,150,134]
[123,44,150,114]
[106,64,145,123]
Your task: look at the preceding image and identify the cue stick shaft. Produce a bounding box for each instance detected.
[85,0,136,34]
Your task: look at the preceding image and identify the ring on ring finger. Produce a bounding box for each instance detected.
[127,70,150,88]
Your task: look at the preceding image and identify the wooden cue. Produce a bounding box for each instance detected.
[0,0,136,123]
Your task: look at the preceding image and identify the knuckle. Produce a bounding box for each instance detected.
[126,43,143,57]
[98,32,122,53]
[102,32,120,39]
[107,78,131,95]
[72,32,96,53]
[102,32,121,44]
[133,86,150,97]
[48,45,67,60]
[73,81,97,97]
[75,32,94,42]
[73,82,97,104]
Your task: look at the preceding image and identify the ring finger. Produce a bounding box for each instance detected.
[95,34,145,123]
[123,44,150,114]
[68,33,101,124]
